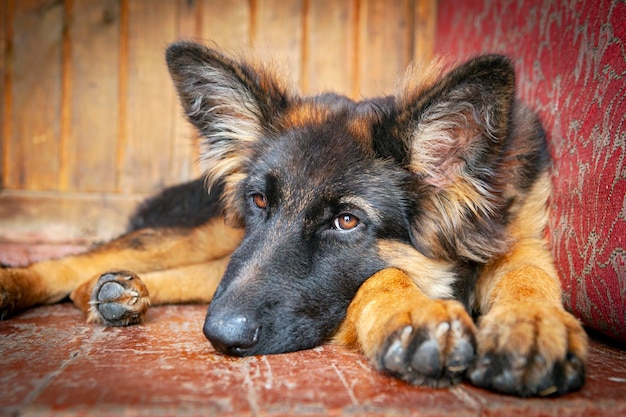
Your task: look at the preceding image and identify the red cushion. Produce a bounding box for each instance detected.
[434,0,626,342]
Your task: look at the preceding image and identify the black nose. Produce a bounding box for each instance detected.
[203,313,261,356]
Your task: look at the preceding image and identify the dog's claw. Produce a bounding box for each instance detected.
[469,304,587,396]
[381,326,413,374]
[377,308,476,388]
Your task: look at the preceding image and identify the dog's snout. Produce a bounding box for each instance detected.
[203,313,260,356]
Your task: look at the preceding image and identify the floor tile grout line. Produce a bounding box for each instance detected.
[17,325,104,411]
[449,386,484,416]
[331,362,359,407]
[19,349,81,408]
[242,357,260,417]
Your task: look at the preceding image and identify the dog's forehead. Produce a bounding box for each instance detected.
[249,118,406,214]
[278,97,387,150]
[245,96,406,206]
[258,112,372,187]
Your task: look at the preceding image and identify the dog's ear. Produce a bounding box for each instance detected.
[393,55,517,262]
[166,41,291,225]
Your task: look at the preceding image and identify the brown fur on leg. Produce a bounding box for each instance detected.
[469,174,587,396]
[0,217,242,320]
[334,268,477,388]
[0,268,46,320]
[470,263,587,396]
[70,257,230,326]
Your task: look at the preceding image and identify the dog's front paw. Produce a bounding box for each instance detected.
[87,271,150,326]
[469,303,587,397]
[376,299,477,388]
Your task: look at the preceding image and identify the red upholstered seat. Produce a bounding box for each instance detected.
[435,0,626,342]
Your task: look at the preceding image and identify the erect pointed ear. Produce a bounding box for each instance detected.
[394,55,517,262]
[166,41,292,225]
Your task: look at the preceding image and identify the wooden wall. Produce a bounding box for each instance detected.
[0,0,436,243]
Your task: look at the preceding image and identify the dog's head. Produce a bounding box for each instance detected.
[166,42,528,355]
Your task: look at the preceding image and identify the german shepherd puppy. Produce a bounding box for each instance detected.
[0,41,587,397]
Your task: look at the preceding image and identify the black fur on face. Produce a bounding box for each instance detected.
[206,110,414,355]
[166,42,548,356]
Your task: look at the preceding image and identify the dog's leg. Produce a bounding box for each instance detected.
[70,257,230,326]
[334,268,477,388]
[0,218,242,320]
[468,175,587,396]
[469,241,588,396]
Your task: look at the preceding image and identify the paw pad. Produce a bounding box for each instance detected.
[89,271,150,326]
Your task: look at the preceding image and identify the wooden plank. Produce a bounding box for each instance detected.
[414,0,436,63]
[177,0,200,41]
[6,0,64,190]
[304,0,357,97]
[253,0,304,90]
[357,0,414,97]
[61,0,120,192]
[169,0,202,183]
[0,0,7,188]
[201,0,251,51]
[118,0,177,193]
[170,0,253,183]
[0,241,89,267]
[167,0,253,183]
[0,190,143,244]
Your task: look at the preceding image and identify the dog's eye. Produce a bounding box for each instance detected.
[333,214,359,231]
[251,193,268,209]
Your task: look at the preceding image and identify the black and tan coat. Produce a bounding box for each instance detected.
[0,41,586,397]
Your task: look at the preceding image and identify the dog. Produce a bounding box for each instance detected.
[0,41,587,397]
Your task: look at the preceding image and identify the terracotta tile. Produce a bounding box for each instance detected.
[453,339,626,417]
[23,306,251,415]
[0,304,90,409]
[1,304,626,417]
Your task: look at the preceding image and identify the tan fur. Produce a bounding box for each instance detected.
[336,171,587,395]
[70,257,231,322]
[1,44,586,396]
[477,172,560,311]
[334,268,476,387]
[0,218,242,316]
[346,117,373,147]
[471,172,587,394]
[281,101,332,129]
[394,58,448,106]
[376,240,457,299]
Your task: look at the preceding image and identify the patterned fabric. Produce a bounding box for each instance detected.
[434,0,626,342]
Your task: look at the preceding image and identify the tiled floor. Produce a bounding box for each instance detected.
[1,243,626,416]
[1,303,626,417]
